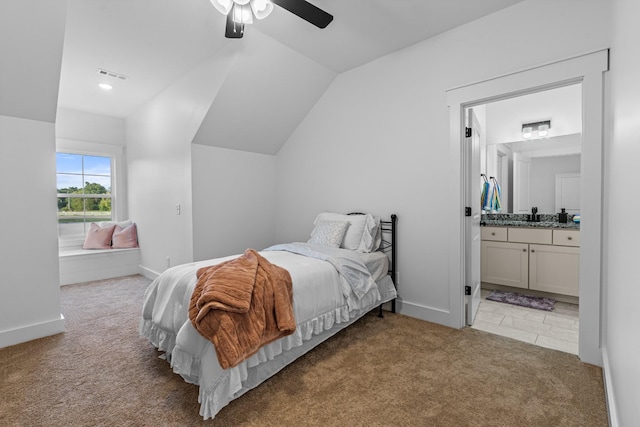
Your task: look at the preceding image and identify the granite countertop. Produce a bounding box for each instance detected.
[481,213,580,230]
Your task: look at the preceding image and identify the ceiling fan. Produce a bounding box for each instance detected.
[210,0,333,39]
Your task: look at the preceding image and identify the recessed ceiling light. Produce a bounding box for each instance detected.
[98,83,113,91]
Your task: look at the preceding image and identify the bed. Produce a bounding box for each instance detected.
[140,212,397,420]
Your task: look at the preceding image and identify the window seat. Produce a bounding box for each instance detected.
[59,247,141,286]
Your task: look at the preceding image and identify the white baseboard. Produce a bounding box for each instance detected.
[139,264,160,281]
[399,300,460,329]
[0,314,65,349]
[601,347,619,427]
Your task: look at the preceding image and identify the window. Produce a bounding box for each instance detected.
[56,152,113,239]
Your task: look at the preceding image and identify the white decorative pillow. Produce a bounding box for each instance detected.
[99,219,132,229]
[308,220,350,248]
[314,213,365,251]
[313,212,379,252]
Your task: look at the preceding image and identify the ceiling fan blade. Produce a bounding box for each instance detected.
[271,0,333,29]
[225,13,244,38]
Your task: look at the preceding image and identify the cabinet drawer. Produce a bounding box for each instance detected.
[508,228,552,244]
[481,227,507,241]
[553,229,580,247]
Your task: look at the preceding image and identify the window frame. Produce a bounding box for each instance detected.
[56,139,126,249]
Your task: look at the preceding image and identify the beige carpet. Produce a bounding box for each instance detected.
[0,275,607,426]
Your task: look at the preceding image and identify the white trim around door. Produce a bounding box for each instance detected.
[446,50,609,367]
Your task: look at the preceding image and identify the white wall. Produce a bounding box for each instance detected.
[0,0,67,348]
[56,108,125,147]
[0,0,67,123]
[605,0,640,425]
[0,116,64,346]
[126,49,238,276]
[485,84,582,144]
[192,144,276,261]
[275,0,610,325]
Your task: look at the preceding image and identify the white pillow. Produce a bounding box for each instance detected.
[308,220,350,248]
[362,215,382,252]
[313,213,379,252]
[100,219,132,229]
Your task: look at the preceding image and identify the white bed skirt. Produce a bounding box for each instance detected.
[140,272,396,420]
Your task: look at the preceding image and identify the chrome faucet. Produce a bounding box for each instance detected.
[527,206,540,222]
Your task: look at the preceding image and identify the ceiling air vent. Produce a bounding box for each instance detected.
[96,68,127,80]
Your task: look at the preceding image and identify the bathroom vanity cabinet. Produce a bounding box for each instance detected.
[481,226,580,297]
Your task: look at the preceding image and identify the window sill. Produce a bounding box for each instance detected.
[59,247,140,258]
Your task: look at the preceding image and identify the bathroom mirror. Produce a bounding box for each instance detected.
[487,135,581,214]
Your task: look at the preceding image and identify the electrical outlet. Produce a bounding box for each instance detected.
[176,204,181,215]
[166,257,171,268]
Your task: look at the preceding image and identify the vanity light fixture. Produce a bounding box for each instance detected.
[538,123,550,137]
[522,120,551,140]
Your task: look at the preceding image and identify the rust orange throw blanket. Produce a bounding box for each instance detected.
[189,249,296,369]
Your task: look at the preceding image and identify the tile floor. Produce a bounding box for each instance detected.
[471,289,579,355]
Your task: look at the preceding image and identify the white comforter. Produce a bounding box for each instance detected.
[140,244,396,419]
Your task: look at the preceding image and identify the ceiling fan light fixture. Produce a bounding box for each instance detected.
[218,0,333,38]
[210,0,233,15]
[250,0,273,20]
[231,3,254,24]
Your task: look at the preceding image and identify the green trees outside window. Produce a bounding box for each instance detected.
[56,153,112,238]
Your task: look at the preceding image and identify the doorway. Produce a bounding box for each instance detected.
[467,84,582,354]
[465,83,582,355]
[447,50,608,366]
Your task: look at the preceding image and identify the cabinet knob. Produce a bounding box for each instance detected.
[523,249,527,252]
[531,249,535,253]
[567,236,573,240]
[491,232,496,235]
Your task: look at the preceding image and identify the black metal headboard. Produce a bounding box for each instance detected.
[348,213,397,314]
[379,214,397,313]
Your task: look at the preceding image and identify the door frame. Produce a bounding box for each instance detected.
[446,50,608,366]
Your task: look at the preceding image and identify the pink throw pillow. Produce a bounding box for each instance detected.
[83,223,116,249]
[112,223,138,249]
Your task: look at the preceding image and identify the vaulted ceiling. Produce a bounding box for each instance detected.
[56,0,523,154]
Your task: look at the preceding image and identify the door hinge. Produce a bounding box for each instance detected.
[465,285,471,295]
[465,127,472,137]
[465,207,472,216]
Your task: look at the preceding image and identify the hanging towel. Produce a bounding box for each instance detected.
[483,180,495,211]
[492,180,502,212]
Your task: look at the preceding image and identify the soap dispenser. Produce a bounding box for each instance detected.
[558,208,568,223]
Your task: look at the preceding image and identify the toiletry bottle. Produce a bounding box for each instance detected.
[559,208,568,223]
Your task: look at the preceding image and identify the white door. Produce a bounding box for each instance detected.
[465,108,482,326]
[555,172,581,214]
[512,152,531,214]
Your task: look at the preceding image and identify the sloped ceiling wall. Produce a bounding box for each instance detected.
[0,0,67,122]
[192,32,336,155]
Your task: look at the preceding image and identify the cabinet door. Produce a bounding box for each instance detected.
[481,241,529,289]
[529,244,580,296]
